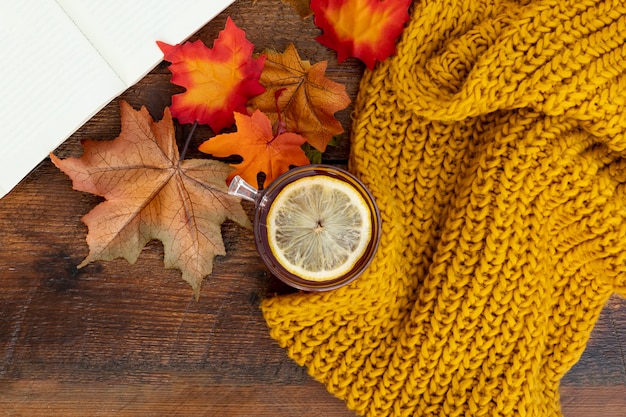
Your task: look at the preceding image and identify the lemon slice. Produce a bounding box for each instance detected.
[266,175,372,282]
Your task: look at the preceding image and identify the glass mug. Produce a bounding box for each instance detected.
[229,165,381,291]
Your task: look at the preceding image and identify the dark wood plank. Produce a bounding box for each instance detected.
[560,387,626,417]
[0,380,356,417]
[0,1,625,416]
[563,295,626,386]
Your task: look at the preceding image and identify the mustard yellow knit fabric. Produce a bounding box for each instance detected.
[262,0,626,416]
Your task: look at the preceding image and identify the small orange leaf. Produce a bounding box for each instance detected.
[311,0,412,69]
[249,44,350,152]
[253,0,313,18]
[157,17,266,132]
[199,110,310,188]
[282,0,314,18]
[51,101,251,299]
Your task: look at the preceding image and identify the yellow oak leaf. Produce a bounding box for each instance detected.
[249,44,351,152]
[50,101,251,299]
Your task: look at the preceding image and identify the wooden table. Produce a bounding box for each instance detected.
[1,2,625,416]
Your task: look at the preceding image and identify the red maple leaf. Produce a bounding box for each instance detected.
[311,0,412,69]
[157,17,266,132]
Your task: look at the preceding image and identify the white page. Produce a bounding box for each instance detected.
[56,0,235,85]
[0,0,125,198]
[0,0,235,199]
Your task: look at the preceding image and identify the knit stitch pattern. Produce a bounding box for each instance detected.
[262,0,626,416]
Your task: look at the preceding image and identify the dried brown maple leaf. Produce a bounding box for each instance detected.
[51,101,251,299]
[249,44,350,152]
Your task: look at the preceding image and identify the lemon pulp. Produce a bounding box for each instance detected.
[266,175,372,282]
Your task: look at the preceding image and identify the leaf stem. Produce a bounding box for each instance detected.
[179,121,198,162]
[274,88,287,136]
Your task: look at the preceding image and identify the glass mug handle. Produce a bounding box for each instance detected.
[228,175,259,203]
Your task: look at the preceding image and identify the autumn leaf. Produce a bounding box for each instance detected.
[311,0,412,69]
[157,17,266,132]
[253,0,313,18]
[199,110,310,188]
[50,101,251,299]
[249,44,350,152]
[280,0,313,18]
[303,136,339,164]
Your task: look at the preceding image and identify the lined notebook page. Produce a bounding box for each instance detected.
[56,0,234,86]
[0,0,234,199]
[0,0,125,198]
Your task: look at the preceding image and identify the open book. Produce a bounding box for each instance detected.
[0,0,235,199]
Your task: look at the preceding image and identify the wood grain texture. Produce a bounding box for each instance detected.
[0,1,624,416]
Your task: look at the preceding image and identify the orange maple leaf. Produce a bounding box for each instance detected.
[157,17,266,132]
[199,110,310,188]
[249,44,350,152]
[50,101,251,299]
[311,0,412,69]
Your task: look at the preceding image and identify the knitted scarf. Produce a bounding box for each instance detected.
[262,0,626,415]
